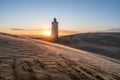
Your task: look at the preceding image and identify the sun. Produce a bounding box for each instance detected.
[41,30,51,36]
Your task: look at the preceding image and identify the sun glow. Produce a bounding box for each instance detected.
[41,30,51,36]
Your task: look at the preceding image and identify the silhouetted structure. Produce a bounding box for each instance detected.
[52,18,58,42]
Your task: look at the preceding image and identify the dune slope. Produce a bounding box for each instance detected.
[59,32,120,60]
[0,33,120,80]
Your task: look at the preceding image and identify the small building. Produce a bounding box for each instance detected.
[52,18,58,42]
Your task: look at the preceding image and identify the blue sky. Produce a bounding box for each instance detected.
[0,0,120,34]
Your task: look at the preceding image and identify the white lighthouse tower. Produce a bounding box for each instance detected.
[52,18,58,42]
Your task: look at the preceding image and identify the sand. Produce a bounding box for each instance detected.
[0,33,120,80]
[59,32,120,60]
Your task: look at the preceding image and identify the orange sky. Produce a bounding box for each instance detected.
[0,29,78,36]
[0,27,105,36]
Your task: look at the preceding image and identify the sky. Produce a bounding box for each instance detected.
[0,0,120,35]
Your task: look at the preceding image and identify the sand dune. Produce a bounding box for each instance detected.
[0,33,120,80]
[59,32,120,60]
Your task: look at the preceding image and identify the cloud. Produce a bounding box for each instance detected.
[11,28,78,33]
[105,28,120,32]
[10,28,79,35]
[59,30,79,36]
[11,28,40,31]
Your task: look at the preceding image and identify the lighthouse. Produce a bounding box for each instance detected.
[52,18,58,42]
